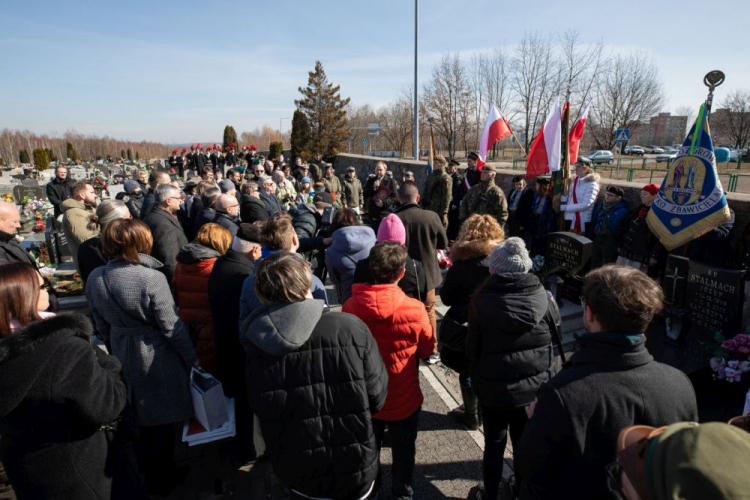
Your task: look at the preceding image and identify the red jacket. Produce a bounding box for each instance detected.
[173,257,218,373]
[343,283,435,421]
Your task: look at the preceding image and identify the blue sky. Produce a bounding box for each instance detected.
[1,0,746,143]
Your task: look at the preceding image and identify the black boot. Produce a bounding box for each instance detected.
[449,384,480,430]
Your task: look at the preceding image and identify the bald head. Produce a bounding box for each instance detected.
[397,182,419,204]
[0,202,21,236]
[216,194,240,216]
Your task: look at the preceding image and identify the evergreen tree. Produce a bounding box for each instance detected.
[46,148,57,162]
[295,61,350,158]
[290,109,312,161]
[32,148,50,171]
[127,148,133,161]
[19,149,30,164]
[269,141,284,159]
[120,149,126,160]
[135,151,140,161]
[223,125,238,150]
[66,141,78,161]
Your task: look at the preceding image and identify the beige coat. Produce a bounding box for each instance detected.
[61,198,98,272]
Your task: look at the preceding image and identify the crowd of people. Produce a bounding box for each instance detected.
[0,148,749,500]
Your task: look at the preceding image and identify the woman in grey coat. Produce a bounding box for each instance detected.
[85,218,198,496]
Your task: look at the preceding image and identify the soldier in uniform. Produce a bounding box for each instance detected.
[422,154,453,228]
[168,148,180,173]
[309,151,325,183]
[322,164,343,205]
[186,145,196,173]
[225,143,238,168]
[342,166,364,214]
[446,159,466,240]
[194,145,207,176]
[465,151,481,188]
[177,148,186,177]
[459,164,508,227]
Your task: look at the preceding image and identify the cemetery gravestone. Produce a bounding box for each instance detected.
[686,262,745,336]
[546,232,593,304]
[13,185,46,204]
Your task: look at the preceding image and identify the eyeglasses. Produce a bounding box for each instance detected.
[40,282,52,292]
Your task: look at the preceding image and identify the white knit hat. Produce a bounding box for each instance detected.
[489,237,533,274]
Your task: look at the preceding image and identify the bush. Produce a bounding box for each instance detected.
[32,148,50,171]
[19,149,30,164]
[269,141,284,159]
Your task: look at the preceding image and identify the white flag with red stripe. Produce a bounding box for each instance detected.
[526,99,562,178]
[478,103,513,170]
[569,102,591,164]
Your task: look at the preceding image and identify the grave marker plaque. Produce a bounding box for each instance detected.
[13,185,45,204]
[663,255,690,307]
[546,232,592,276]
[686,262,745,336]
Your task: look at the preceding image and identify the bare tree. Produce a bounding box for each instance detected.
[422,53,472,157]
[559,30,606,118]
[468,48,514,157]
[378,86,414,156]
[511,33,560,151]
[589,51,665,150]
[715,89,750,149]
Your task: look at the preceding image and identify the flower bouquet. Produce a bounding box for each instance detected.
[2,193,13,203]
[708,332,750,383]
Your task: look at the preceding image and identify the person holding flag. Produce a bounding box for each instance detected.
[560,157,600,234]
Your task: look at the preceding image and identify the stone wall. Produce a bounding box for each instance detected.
[335,153,750,246]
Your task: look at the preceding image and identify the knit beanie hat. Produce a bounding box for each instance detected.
[377,214,406,245]
[219,179,235,193]
[124,180,140,194]
[489,237,533,274]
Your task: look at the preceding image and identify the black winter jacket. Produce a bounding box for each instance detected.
[515,332,698,500]
[0,232,37,267]
[240,194,270,224]
[143,208,188,284]
[139,189,156,219]
[0,314,135,500]
[467,273,559,410]
[125,192,144,219]
[46,177,73,217]
[259,190,282,215]
[241,301,388,500]
[77,236,106,288]
[207,250,254,398]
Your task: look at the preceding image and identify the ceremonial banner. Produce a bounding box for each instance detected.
[478,103,512,170]
[646,105,730,251]
[568,102,591,164]
[526,99,561,178]
[426,128,434,175]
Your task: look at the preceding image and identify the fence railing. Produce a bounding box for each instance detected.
[508,159,749,193]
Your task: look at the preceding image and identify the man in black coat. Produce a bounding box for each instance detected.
[143,184,188,284]
[506,175,535,245]
[363,161,399,230]
[395,182,448,357]
[258,177,283,215]
[208,224,263,461]
[515,264,698,500]
[46,165,74,218]
[139,171,171,219]
[240,183,270,224]
[0,202,37,267]
[240,252,388,499]
[213,194,240,236]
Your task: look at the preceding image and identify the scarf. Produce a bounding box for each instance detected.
[572,177,582,232]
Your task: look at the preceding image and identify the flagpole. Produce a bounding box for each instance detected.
[510,130,527,157]
[703,70,725,116]
[559,101,571,231]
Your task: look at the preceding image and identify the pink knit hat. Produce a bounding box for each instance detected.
[377,214,406,244]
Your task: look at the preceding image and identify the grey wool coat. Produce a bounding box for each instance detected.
[85,254,198,427]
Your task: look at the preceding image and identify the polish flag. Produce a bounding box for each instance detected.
[478,104,512,170]
[526,99,562,178]
[569,102,591,164]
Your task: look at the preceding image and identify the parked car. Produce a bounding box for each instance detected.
[655,153,677,163]
[582,150,614,165]
[624,146,645,156]
[644,145,665,154]
[661,147,678,154]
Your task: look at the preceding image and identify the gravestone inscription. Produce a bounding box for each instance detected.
[13,185,46,204]
[546,232,593,304]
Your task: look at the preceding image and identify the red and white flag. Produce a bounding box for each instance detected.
[569,102,591,164]
[478,103,512,170]
[526,99,562,178]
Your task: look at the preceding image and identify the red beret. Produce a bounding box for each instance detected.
[642,184,659,195]
[251,145,257,150]
[173,148,178,153]
[190,144,195,150]
[182,148,187,153]
[197,143,201,148]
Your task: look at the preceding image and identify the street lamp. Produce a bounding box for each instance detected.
[413,0,419,160]
[279,117,291,143]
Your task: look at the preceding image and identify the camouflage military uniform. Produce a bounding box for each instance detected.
[423,169,453,227]
[342,176,364,210]
[275,179,297,210]
[459,179,509,226]
[322,175,343,206]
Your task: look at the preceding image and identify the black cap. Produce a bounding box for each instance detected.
[536,177,550,185]
[313,192,334,206]
[606,185,625,197]
[468,152,479,160]
[448,159,460,167]
[512,175,526,183]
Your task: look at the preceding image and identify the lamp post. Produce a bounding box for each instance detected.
[413,0,419,160]
[703,70,725,114]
